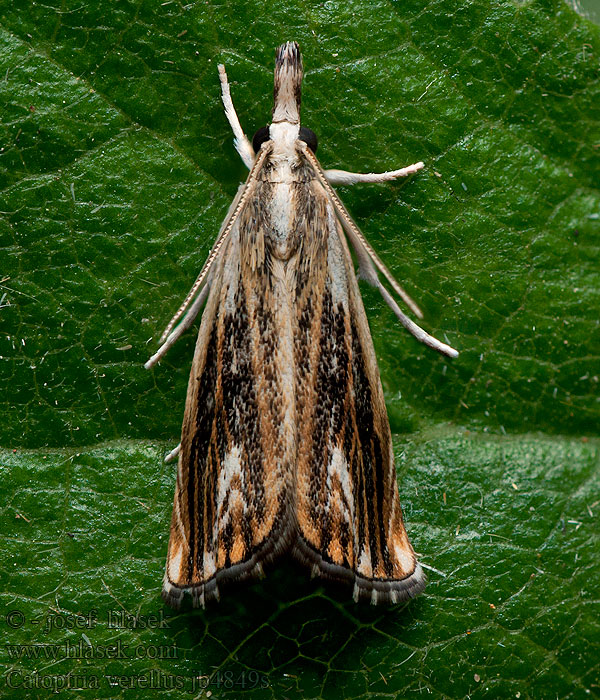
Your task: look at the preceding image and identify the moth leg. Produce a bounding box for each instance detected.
[299,142,422,318]
[299,142,459,358]
[218,64,255,169]
[145,281,211,369]
[155,141,271,345]
[373,277,459,358]
[155,183,245,344]
[323,161,424,186]
[164,443,180,464]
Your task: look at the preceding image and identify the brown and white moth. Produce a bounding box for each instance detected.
[146,42,458,608]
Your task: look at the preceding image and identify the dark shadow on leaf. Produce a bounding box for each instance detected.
[158,558,424,680]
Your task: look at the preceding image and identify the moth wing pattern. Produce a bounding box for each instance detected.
[290,162,425,603]
[163,149,426,607]
[162,171,295,607]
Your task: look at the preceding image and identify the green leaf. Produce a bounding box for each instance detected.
[0,0,598,698]
[1,434,598,699]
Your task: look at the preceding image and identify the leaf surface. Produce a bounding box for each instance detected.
[0,1,598,697]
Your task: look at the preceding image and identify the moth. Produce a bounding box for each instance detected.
[146,42,458,608]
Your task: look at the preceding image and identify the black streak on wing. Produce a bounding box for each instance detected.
[186,321,218,579]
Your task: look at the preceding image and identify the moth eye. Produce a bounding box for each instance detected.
[299,126,318,153]
[252,126,271,153]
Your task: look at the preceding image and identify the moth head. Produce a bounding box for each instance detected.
[252,125,317,154]
[252,42,318,154]
[272,41,302,125]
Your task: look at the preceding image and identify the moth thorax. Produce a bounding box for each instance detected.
[272,41,302,124]
[268,122,300,152]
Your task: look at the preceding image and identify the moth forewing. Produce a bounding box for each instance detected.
[149,41,457,608]
[289,169,425,604]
